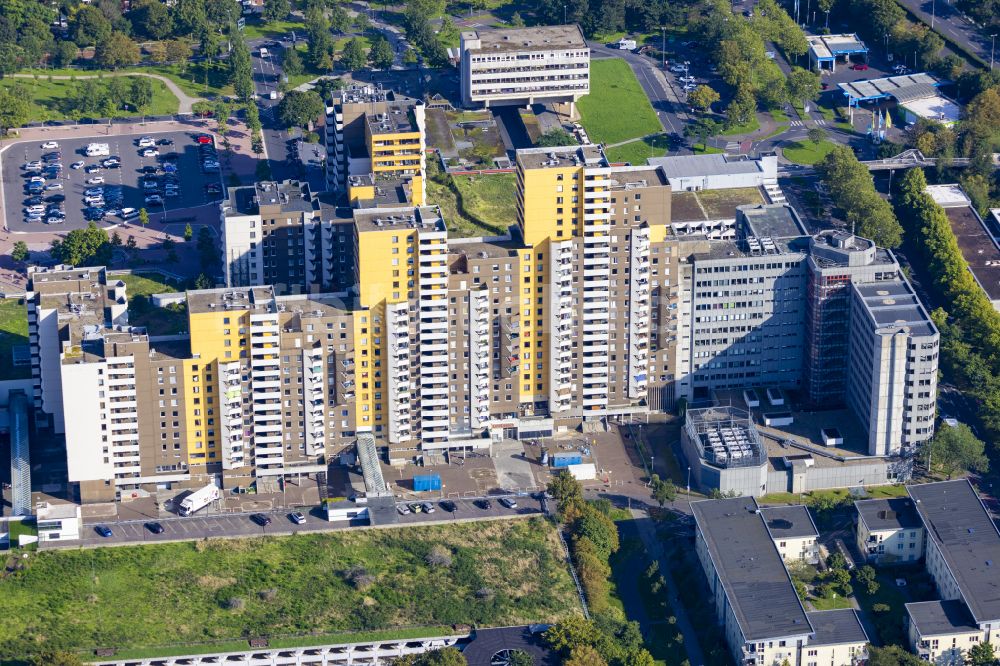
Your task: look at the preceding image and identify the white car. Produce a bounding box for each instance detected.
[137,136,156,147]
[40,141,58,149]
[29,175,45,183]
[142,148,159,157]
[23,160,43,170]
[145,194,163,204]
[669,65,687,73]
[44,183,63,191]
[24,205,45,214]
[71,161,85,169]
[84,195,105,204]
[683,84,698,91]
[86,176,105,185]
[84,187,104,196]
[46,216,64,224]
[679,75,696,83]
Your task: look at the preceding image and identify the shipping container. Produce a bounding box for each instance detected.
[413,473,442,492]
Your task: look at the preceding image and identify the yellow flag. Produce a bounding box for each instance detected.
[885,111,892,129]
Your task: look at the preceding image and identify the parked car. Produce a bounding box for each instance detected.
[476,498,493,510]
[86,176,105,185]
[421,502,436,514]
[44,183,63,191]
[46,216,64,224]
[24,196,42,206]
[397,504,411,515]
[42,152,61,162]
[40,141,59,149]
[499,497,519,509]
[145,194,163,205]
[141,148,160,157]
[85,164,101,173]
[70,161,85,170]
[669,65,687,73]
[158,138,174,146]
[440,500,457,512]
[195,134,213,144]
[288,511,306,524]
[46,194,65,203]
[94,524,113,537]
[24,205,46,214]
[251,513,272,526]
[23,160,43,170]
[137,136,156,147]
[408,502,423,513]
[144,521,165,534]
[102,157,120,167]
[851,63,869,70]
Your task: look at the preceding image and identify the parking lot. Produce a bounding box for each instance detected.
[2,129,224,232]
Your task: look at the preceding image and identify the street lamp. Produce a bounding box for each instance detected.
[660,26,667,68]
[991,34,997,70]
[686,466,691,494]
[931,0,936,28]
[563,4,567,24]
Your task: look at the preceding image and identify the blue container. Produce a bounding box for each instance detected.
[551,453,582,468]
[413,473,442,491]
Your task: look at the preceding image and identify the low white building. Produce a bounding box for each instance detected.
[35,503,82,542]
[854,497,924,564]
[647,153,778,192]
[761,505,820,564]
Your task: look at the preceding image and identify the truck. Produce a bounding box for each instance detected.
[85,143,110,157]
[178,483,221,516]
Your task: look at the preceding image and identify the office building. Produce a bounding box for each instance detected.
[905,480,1000,663]
[854,497,924,564]
[459,25,589,111]
[323,85,426,206]
[692,496,869,666]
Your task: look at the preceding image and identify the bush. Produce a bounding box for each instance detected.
[426,544,453,568]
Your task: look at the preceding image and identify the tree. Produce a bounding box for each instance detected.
[416,647,467,666]
[725,83,757,128]
[650,474,677,506]
[263,0,291,22]
[52,40,78,68]
[921,422,989,478]
[369,35,395,70]
[329,5,352,33]
[866,645,926,666]
[71,5,112,46]
[354,12,372,34]
[854,565,880,596]
[129,0,173,39]
[184,223,194,242]
[277,89,324,129]
[194,273,213,289]
[968,641,997,666]
[11,241,29,262]
[129,77,154,114]
[535,128,576,147]
[164,39,193,63]
[139,208,149,228]
[507,651,532,666]
[544,616,597,655]
[548,469,583,504]
[340,37,367,71]
[95,32,140,69]
[686,85,720,113]
[807,127,827,144]
[307,30,337,71]
[684,116,721,152]
[110,232,122,247]
[0,85,31,136]
[786,68,820,105]
[565,645,607,666]
[282,47,304,77]
[197,226,218,271]
[50,223,111,266]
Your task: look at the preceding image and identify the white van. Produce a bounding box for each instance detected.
[120,207,138,220]
[85,143,110,157]
[259,47,269,58]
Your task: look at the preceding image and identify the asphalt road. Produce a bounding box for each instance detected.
[59,496,543,549]
[894,0,995,66]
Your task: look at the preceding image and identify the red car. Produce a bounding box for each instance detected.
[195,135,213,144]
[851,63,869,71]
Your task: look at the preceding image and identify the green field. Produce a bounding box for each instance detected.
[604,134,671,165]
[0,298,30,381]
[426,161,508,238]
[239,16,307,41]
[451,174,518,234]
[1,76,179,123]
[719,116,761,136]
[115,272,188,335]
[692,143,723,154]
[0,518,578,660]
[19,62,233,100]
[578,58,661,145]
[782,139,836,165]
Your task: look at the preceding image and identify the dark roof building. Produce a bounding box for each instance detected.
[761,505,820,540]
[855,497,923,531]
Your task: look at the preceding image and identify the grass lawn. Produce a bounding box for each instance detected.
[578,58,661,145]
[809,593,854,610]
[7,519,38,550]
[855,568,936,646]
[719,116,761,136]
[769,108,790,123]
[0,298,29,381]
[115,272,189,336]
[451,173,517,235]
[692,143,723,154]
[0,518,578,660]
[782,139,837,165]
[19,62,233,100]
[240,16,306,40]
[426,161,507,238]
[605,134,672,165]
[2,76,178,123]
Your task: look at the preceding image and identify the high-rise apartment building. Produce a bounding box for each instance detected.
[459,25,590,110]
[323,86,426,207]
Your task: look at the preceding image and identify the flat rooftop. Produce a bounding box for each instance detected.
[187,286,276,315]
[276,294,354,320]
[365,101,418,134]
[838,72,942,103]
[906,600,980,637]
[692,237,806,262]
[761,505,819,540]
[224,180,315,218]
[671,187,765,224]
[649,153,765,180]
[450,238,524,260]
[853,280,936,338]
[607,166,668,189]
[517,144,605,170]
[354,206,446,233]
[805,609,869,646]
[739,204,808,240]
[807,34,867,59]
[462,25,587,53]
[943,205,1000,301]
[926,184,971,207]
[691,497,812,642]
[901,95,960,124]
[908,479,1000,624]
[855,497,923,531]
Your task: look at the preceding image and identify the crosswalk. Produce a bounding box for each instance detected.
[788,118,828,127]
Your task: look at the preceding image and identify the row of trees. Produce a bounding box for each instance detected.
[895,167,1000,446]
[533,0,691,38]
[816,145,904,248]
